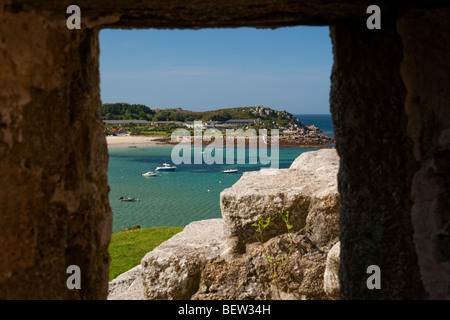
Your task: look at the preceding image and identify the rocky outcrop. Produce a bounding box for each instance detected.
[220,148,340,253]
[131,149,340,300]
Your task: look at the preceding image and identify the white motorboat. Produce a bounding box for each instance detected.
[141,171,157,177]
[155,163,177,171]
[221,169,238,173]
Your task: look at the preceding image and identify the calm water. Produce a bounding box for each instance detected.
[295,114,334,137]
[107,114,333,232]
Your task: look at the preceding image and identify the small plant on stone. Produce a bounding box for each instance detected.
[251,211,295,299]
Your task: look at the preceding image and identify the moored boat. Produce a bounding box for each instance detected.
[221,169,238,173]
[118,196,138,202]
[141,171,157,177]
[155,163,177,171]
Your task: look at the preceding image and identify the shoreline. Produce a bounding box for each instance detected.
[106,135,336,149]
[106,135,169,148]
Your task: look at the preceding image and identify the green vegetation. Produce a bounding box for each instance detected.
[137,130,174,136]
[252,211,295,299]
[102,103,299,126]
[103,103,305,137]
[130,127,177,136]
[108,226,184,281]
[103,103,155,120]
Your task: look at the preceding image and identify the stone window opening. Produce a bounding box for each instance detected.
[1,2,449,300]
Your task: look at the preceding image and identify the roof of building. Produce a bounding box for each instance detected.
[225,119,256,123]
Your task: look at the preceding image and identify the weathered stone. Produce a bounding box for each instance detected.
[138,219,336,300]
[138,149,339,300]
[221,149,339,253]
[6,1,396,29]
[140,219,228,300]
[330,18,427,299]
[398,7,450,300]
[0,11,110,299]
[108,265,144,300]
[324,241,340,300]
[191,230,333,300]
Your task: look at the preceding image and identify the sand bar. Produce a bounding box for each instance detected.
[106,135,170,148]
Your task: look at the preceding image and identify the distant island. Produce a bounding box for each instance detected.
[102,103,335,148]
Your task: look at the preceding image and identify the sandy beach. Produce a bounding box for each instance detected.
[106,135,169,148]
[107,134,335,149]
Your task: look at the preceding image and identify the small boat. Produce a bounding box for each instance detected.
[141,171,157,177]
[155,163,177,171]
[118,196,138,202]
[221,169,238,173]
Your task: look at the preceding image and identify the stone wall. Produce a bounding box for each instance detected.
[398,8,450,299]
[330,20,425,299]
[0,9,111,299]
[1,0,449,299]
[331,6,450,299]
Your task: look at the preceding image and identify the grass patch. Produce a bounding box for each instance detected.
[142,130,173,136]
[108,226,184,281]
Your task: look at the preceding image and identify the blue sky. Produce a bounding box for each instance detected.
[99,26,333,114]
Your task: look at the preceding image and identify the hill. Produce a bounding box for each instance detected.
[102,103,302,127]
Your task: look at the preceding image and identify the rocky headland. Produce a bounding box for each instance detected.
[152,132,335,148]
[108,148,341,300]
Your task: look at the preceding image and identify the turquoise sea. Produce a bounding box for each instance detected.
[107,114,333,232]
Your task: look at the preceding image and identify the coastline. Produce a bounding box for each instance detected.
[106,134,336,149]
[106,135,169,148]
